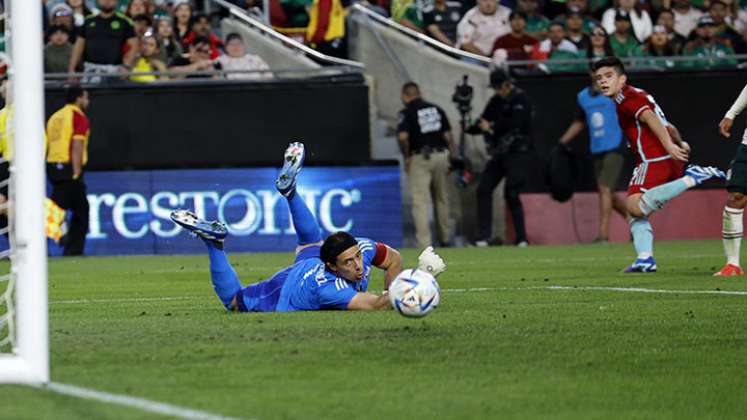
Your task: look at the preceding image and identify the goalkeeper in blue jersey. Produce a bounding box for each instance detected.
[170,142,446,312]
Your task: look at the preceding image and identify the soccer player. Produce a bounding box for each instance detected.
[714,84,747,276]
[591,57,725,272]
[170,142,447,312]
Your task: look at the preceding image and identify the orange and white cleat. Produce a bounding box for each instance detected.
[713,264,745,277]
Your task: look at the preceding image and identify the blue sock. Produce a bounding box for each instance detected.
[287,192,322,245]
[629,217,653,260]
[639,178,691,215]
[205,240,241,309]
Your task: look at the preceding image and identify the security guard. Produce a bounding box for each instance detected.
[397,82,454,248]
[46,85,91,256]
[470,68,533,247]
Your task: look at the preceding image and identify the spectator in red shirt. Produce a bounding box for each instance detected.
[182,13,224,59]
[491,12,537,63]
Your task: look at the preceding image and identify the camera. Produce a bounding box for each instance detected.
[452,75,473,115]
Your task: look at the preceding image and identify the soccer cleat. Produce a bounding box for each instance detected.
[684,164,726,185]
[623,256,657,273]
[170,209,228,241]
[713,264,744,277]
[275,141,305,197]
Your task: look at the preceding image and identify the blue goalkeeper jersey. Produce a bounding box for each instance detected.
[237,238,378,312]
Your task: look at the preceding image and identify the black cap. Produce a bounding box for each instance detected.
[615,9,632,22]
[697,15,716,27]
[490,68,513,87]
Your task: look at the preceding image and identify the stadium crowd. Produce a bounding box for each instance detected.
[31,0,272,81]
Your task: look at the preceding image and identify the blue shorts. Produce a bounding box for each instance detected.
[236,245,321,312]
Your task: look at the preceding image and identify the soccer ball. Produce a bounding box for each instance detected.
[388,269,440,318]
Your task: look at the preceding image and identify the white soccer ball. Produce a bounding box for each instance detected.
[388,269,440,318]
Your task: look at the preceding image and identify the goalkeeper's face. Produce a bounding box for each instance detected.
[330,245,364,282]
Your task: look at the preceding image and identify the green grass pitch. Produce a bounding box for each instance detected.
[3,240,747,419]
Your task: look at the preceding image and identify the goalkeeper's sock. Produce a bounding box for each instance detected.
[638,177,693,216]
[630,217,654,259]
[205,239,241,309]
[287,192,322,245]
[723,206,743,266]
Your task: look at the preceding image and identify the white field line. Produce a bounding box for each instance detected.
[42,382,243,420]
[49,296,201,305]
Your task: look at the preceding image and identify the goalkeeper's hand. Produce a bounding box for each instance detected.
[418,246,446,277]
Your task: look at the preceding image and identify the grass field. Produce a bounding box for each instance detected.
[2,240,747,419]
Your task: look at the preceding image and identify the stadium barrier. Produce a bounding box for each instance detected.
[46,166,402,256]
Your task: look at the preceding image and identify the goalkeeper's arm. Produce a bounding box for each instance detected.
[372,244,403,290]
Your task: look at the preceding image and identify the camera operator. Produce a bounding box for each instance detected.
[469,68,532,247]
[397,82,455,249]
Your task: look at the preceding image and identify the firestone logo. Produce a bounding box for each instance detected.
[86,188,363,240]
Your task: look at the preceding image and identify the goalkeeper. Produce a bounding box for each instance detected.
[171,142,446,312]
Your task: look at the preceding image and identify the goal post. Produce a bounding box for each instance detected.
[0,0,49,384]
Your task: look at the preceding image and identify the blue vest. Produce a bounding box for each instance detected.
[577,87,623,155]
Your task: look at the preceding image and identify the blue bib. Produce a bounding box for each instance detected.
[577,87,623,155]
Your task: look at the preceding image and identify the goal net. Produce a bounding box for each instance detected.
[0,0,49,384]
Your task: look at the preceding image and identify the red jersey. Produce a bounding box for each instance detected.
[614,84,671,164]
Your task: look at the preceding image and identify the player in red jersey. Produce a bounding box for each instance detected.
[591,57,725,272]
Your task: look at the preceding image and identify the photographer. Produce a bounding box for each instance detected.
[470,68,532,247]
[397,82,455,249]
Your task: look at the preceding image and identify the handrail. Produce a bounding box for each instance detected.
[43,66,360,80]
[349,3,492,65]
[209,0,365,69]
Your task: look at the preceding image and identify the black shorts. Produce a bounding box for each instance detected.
[727,143,747,194]
[0,161,9,198]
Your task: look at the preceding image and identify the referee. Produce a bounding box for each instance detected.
[397,82,454,248]
[46,85,91,256]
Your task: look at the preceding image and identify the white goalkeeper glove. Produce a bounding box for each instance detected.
[418,246,446,277]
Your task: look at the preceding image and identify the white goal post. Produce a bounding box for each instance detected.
[0,0,49,384]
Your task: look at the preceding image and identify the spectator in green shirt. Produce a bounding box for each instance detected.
[682,15,738,68]
[609,10,640,57]
[392,0,425,32]
[517,0,550,40]
[631,25,678,69]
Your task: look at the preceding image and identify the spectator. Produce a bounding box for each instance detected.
[609,10,640,57]
[155,15,183,65]
[531,21,580,58]
[492,12,537,63]
[585,25,614,58]
[672,0,703,38]
[423,0,464,46]
[721,0,747,33]
[280,0,312,27]
[456,0,511,56]
[68,0,139,83]
[731,25,747,56]
[45,25,74,74]
[631,25,677,68]
[182,13,223,59]
[126,0,156,18]
[66,0,93,28]
[49,3,78,43]
[396,82,454,249]
[169,35,217,78]
[392,0,425,32]
[564,0,600,34]
[46,85,91,256]
[516,0,550,40]
[601,0,653,42]
[172,0,193,42]
[682,15,737,68]
[656,9,687,53]
[132,14,153,38]
[710,0,742,47]
[214,33,272,80]
[566,7,591,50]
[306,0,348,58]
[130,33,168,82]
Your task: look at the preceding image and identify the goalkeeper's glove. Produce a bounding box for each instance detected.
[418,246,446,277]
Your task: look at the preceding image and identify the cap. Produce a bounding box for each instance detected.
[50,3,73,18]
[490,68,513,87]
[615,9,632,22]
[567,6,583,16]
[697,15,716,27]
[652,24,667,34]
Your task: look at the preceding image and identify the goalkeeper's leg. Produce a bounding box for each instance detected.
[204,239,242,309]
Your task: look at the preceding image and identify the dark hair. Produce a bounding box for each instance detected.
[190,12,209,27]
[65,84,85,104]
[402,81,420,96]
[132,13,152,24]
[658,8,674,17]
[191,35,211,47]
[549,21,565,30]
[225,32,243,43]
[590,56,626,75]
[709,0,727,8]
[587,27,615,58]
[48,24,70,36]
[509,11,527,21]
[320,232,359,266]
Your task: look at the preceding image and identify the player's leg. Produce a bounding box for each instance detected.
[715,148,747,276]
[275,142,324,258]
[170,210,240,309]
[475,156,504,246]
[624,162,657,272]
[409,153,434,248]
